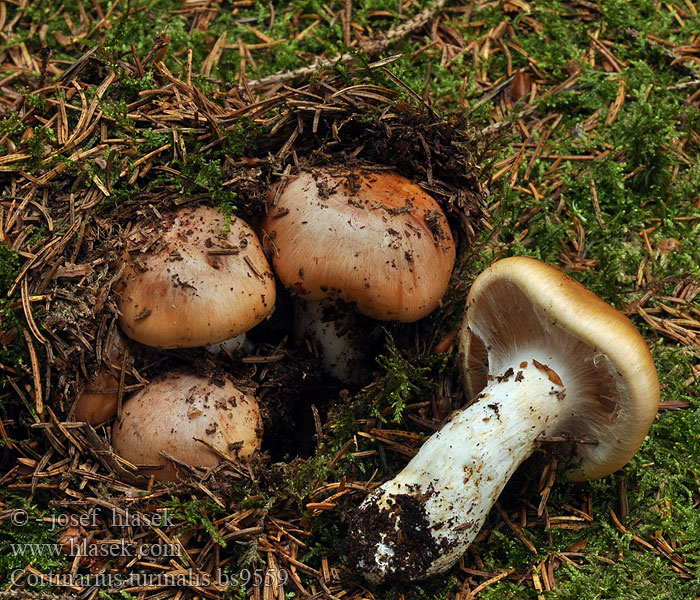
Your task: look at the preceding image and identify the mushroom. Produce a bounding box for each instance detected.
[112,372,262,482]
[116,205,276,349]
[262,168,455,382]
[347,256,659,581]
[74,329,134,425]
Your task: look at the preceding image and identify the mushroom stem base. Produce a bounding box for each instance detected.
[348,360,566,582]
[295,300,377,384]
[205,333,248,355]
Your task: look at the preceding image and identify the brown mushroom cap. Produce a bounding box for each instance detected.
[262,169,456,322]
[117,206,276,348]
[74,329,133,425]
[112,372,262,482]
[459,256,660,481]
[75,372,122,425]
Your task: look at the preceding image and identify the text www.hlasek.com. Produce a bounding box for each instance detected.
[11,540,182,558]
[12,569,289,589]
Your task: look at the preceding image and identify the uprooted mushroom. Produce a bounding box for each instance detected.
[347,256,659,582]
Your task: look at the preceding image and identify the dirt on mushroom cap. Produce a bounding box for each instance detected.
[112,371,263,482]
[116,205,276,348]
[263,168,456,322]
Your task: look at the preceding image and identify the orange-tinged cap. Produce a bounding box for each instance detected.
[263,169,455,322]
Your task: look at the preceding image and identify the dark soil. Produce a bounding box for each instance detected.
[346,490,445,583]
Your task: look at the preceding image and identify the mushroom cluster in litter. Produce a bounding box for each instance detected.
[75,164,658,582]
[79,167,457,483]
[78,205,276,482]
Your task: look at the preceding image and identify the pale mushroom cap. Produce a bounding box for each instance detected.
[262,169,456,322]
[459,256,659,481]
[117,206,276,348]
[112,372,262,482]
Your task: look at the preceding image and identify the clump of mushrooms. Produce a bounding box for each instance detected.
[262,167,455,382]
[347,256,659,581]
[112,372,262,482]
[117,205,276,351]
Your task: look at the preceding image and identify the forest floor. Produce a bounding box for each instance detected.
[0,1,699,599]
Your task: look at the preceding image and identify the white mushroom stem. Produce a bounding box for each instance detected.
[295,300,372,384]
[205,333,248,355]
[349,359,570,581]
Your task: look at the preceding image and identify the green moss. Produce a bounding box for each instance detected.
[0,244,29,373]
[164,497,226,547]
[2,0,699,597]
[367,332,441,423]
[0,113,26,137]
[0,492,70,589]
[0,244,20,296]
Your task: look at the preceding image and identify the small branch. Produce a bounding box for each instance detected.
[363,0,448,55]
[245,0,448,90]
[343,0,352,47]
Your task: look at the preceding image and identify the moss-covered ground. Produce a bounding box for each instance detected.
[0,0,699,599]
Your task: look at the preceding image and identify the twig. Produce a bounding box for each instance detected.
[245,0,448,89]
